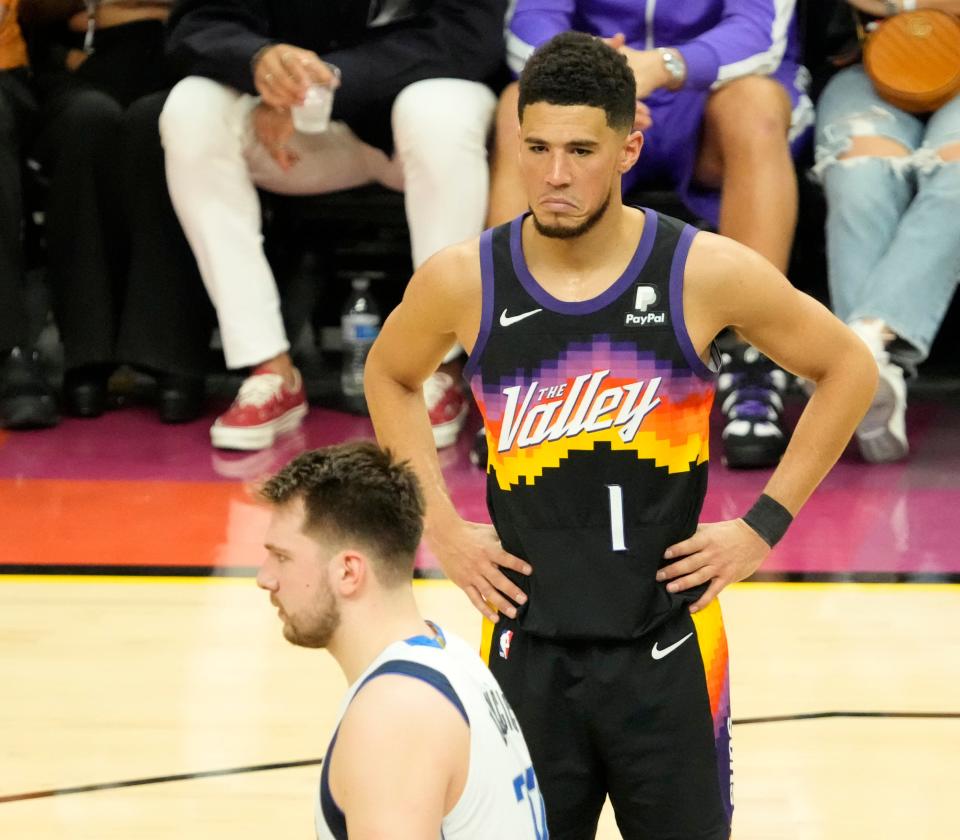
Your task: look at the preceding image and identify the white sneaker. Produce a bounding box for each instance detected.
[849,320,908,463]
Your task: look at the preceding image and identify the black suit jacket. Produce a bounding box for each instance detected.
[166,0,507,151]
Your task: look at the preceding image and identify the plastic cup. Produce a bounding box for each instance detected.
[291,66,340,134]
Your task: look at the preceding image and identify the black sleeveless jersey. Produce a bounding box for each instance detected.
[464,210,718,641]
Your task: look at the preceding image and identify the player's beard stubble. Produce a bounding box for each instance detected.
[531,193,611,240]
[280,577,341,649]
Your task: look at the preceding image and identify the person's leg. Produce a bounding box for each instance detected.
[849,94,960,367]
[813,65,926,463]
[0,70,58,429]
[602,603,731,840]
[483,617,608,840]
[392,78,496,269]
[160,76,290,374]
[486,81,526,228]
[391,77,497,446]
[116,89,213,422]
[0,73,32,352]
[814,66,921,323]
[695,75,796,272]
[33,79,126,416]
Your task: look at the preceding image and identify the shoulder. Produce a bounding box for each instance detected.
[339,669,470,745]
[400,237,484,340]
[685,230,763,284]
[410,237,482,302]
[331,669,470,797]
[684,231,791,309]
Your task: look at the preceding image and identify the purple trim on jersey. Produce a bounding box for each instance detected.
[669,225,715,382]
[463,228,496,381]
[508,209,658,315]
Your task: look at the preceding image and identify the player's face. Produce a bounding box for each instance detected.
[519,102,640,239]
[258,499,341,649]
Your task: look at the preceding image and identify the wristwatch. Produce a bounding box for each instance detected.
[657,48,686,90]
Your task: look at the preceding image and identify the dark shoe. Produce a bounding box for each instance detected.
[63,366,110,418]
[157,373,205,424]
[0,347,60,429]
[718,345,789,469]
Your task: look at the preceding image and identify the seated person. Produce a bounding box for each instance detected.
[489,0,815,469]
[28,0,197,420]
[814,0,960,462]
[0,0,58,429]
[160,0,506,451]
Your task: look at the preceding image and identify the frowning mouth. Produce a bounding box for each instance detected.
[540,196,576,210]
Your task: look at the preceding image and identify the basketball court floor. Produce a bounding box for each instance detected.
[2,390,958,839]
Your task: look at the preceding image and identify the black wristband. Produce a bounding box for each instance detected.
[742,494,793,547]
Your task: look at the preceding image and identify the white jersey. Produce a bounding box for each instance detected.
[315,623,548,839]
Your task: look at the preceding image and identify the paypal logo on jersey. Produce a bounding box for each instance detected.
[634,285,658,312]
[628,285,667,326]
[625,311,666,326]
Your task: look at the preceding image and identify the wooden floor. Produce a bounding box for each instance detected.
[1,577,958,839]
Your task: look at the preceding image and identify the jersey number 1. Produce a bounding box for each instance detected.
[606,484,627,551]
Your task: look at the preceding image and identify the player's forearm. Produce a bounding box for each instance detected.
[364,368,463,536]
[761,347,877,514]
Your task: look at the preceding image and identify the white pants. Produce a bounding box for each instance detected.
[160,76,496,369]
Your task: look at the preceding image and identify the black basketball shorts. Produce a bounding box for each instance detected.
[482,599,732,840]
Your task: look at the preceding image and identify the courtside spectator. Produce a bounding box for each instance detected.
[0,0,58,429]
[814,0,960,463]
[161,0,506,451]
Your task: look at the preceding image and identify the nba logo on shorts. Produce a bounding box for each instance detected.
[499,629,514,660]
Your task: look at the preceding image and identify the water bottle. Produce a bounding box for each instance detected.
[340,276,381,398]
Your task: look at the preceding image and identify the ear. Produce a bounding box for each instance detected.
[619,129,644,173]
[330,549,366,598]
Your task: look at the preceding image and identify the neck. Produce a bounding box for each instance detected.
[326,586,431,685]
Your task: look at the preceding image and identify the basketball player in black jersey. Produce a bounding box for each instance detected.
[365,32,876,840]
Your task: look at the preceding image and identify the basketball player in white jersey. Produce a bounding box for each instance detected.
[256,441,548,839]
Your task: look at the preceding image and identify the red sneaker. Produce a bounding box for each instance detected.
[425,371,467,449]
[211,366,308,451]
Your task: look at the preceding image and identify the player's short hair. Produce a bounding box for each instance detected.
[260,442,425,587]
[518,31,636,133]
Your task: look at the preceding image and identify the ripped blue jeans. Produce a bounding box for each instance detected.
[814,65,960,370]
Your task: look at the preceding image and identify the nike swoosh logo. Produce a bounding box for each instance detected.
[500,308,542,327]
[651,632,694,660]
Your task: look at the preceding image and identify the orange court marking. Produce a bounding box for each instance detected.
[0,479,269,569]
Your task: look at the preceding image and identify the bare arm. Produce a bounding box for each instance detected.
[364,244,531,622]
[659,233,877,610]
[331,676,469,838]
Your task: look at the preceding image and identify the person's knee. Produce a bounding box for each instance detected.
[60,88,123,136]
[160,76,237,158]
[936,141,960,162]
[706,76,791,151]
[392,78,496,160]
[837,135,912,160]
